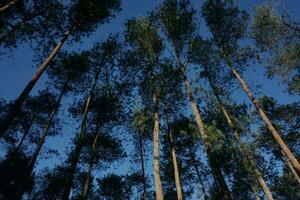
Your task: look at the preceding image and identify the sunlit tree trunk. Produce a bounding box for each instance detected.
[138,131,147,200]
[0,25,76,136]
[152,91,164,200]
[28,80,69,172]
[179,63,233,200]
[0,0,18,12]
[62,67,101,200]
[169,132,183,200]
[82,122,100,200]
[281,150,300,185]
[204,68,274,200]
[220,49,300,175]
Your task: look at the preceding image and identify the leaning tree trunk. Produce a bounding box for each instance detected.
[220,49,300,175]
[28,80,69,173]
[14,122,33,154]
[180,63,233,200]
[62,68,101,200]
[169,132,183,200]
[204,68,274,200]
[138,131,147,200]
[280,150,300,185]
[187,145,208,200]
[82,122,100,200]
[0,0,18,12]
[152,91,164,200]
[0,25,76,137]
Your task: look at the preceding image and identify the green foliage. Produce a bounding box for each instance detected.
[202,0,249,57]
[156,0,196,55]
[252,3,300,94]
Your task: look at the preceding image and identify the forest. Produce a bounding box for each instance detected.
[0,0,299,199]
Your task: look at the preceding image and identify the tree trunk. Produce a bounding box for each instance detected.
[138,131,147,200]
[28,80,68,173]
[169,133,183,200]
[152,91,164,200]
[14,122,33,154]
[62,139,83,200]
[187,143,208,200]
[180,63,232,200]
[204,68,274,200]
[82,122,100,200]
[0,25,75,137]
[220,49,300,175]
[0,0,18,12]
[251,186,261,200]
[281,150,300,185]
[62,67,101,200]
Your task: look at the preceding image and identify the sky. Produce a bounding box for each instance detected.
[0,0,300,198]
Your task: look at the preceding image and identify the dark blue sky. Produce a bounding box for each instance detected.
[0,0,300,194]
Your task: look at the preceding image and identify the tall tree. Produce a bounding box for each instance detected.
[125,17,165,200]
[0,0,122,136]
[62,36,120,200]
[155,0,233,198]
[189,36,274,200]
[202,0,300,174]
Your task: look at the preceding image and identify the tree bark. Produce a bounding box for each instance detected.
[152,91,164,200]
[62,67,101,200]
[180,63,232,200]
[220,49,300,175]
[281,150,300,185]
[0,25,75,137]
[138,131,147,200]
[169,132,183,200]
[28,80,69,173]
[82,122,100,200]
[204,67,274,200]
[0,0,18,12]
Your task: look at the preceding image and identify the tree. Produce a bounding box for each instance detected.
[189,36,274,200]
[62,36,120,200]
[125,16,165,200]
[130,109,153,200]
[0,0,122,136]
[251,2,300,95]
[155,0,233,198]
[202,0,300,175]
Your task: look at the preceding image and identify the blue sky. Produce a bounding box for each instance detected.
[0,0,300,198]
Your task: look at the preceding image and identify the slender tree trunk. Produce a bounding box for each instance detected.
[204,68,274,200]
[0,0,18,12]
[179,63,232,200]
[82,122,100,200]
[62,67,101,200]
[14,122,33,154]
[28,80,69,173]
[220,49,300,175]
[188,146,208,200]
[281,150,300,185]
[251,186,261,200]
[138,131,147,200]
[152,91,164,200]
[169,132,183,200]
[0,25,76,137]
